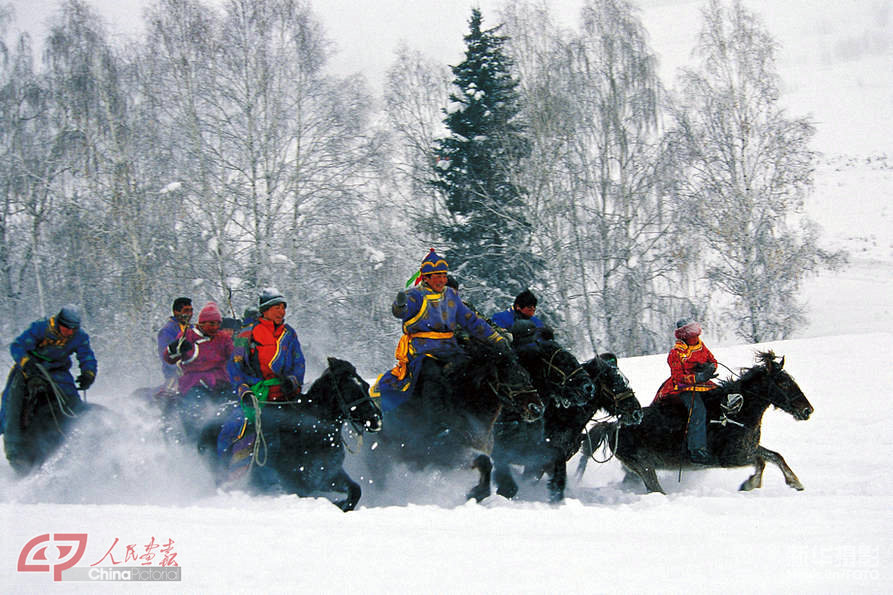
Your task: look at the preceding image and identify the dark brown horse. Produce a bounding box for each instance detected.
[577,351,813,494]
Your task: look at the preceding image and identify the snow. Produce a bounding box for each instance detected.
[3,1,893,592]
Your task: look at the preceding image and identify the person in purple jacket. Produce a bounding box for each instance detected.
[163,301,234,441]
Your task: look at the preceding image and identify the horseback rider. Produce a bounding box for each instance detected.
[371,249,510,426]
[228,288,305,405]
[655,318,718,464]
[157,297,193,397]
[491,289,545,331]
[163,301,235,439]
[0,305,97,473]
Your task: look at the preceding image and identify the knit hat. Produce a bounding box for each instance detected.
[674,319,702,341]
[198,302,223,323]
[57,305,81,329]
[258,288,287,312]
[419,249,448,276]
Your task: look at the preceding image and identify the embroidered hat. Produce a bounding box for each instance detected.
[419,248,448,276]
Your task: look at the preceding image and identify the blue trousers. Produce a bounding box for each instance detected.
[680,392,707,453]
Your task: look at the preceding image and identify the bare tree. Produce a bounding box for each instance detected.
[664,0,844,342]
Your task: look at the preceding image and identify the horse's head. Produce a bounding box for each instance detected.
[745,351,814,421]
[324,357,382,432]
[535,341,596,409]
[491,346,545,423]
[582,354,643,426]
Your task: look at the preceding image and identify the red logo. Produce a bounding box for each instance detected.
[17,533,88,581]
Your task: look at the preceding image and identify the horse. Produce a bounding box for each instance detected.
[491,329,643,502]
[577,351,813,494]
[369,337,544,503]
[2,364,109,476]
[204,357,382,511]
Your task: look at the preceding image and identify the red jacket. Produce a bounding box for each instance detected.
[654,339,718,402]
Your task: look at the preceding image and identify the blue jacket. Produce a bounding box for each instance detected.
[491,308,544,331]
[372,284,501,410]
[1,316,98,433]
[157,316,188,380]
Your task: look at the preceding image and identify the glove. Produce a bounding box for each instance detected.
[283,375,302,396]
[76,371,95,390]
[693,362,717,383]
[167,339,192,357]
[21,358,41,379]
[395,291,408,307]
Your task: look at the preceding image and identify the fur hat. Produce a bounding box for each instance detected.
[258,288,287,312]
[674,319,702,341]
[198,302,223,323]
[56,305,81,330]
[419,248,448,276]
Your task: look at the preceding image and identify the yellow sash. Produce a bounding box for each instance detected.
[390,331,454,380]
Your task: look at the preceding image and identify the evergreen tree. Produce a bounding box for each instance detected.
[431,8,540,314]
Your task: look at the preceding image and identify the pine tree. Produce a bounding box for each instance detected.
[431,8,540,315]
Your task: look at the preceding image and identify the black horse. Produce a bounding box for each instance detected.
[577,351,813,494]
[370,337,544,503]
[492,327,643,502]
[205,357,382,511]
[2,364,105,476]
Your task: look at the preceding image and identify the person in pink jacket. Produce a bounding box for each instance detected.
[163,302,234,440]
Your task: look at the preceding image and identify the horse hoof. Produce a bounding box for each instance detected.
[466,486,491,503]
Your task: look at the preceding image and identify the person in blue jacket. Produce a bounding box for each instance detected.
[372,249,509,430]
[491,289,545,331]
[1,305,98,473]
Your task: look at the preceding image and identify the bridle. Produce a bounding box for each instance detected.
[540,348,593,405]
[329,369,381,436]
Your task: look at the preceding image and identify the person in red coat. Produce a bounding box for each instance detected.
[655,319,718,464]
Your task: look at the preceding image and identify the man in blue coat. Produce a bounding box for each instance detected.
[491,289,545,331]
[372,249,509,431]
[157,297,193,394]
[1,305,98,472]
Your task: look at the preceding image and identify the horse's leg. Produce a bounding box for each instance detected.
[493,461,519,500]
[329,468,362,512]
[467,454,492,502]
[625,461,665,494]
[739,456,766,491]
[546,457,566,503]
[756,445,804,491]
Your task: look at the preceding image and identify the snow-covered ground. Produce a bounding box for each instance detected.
[2,1,892,592]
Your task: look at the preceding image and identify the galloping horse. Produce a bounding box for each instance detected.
[492,327,642,502]
[370,337,544,502]
[2,364,106,476]
[577,351,813,494]
[206,357,382,511]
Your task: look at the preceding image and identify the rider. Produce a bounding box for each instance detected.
[491,289,545,331]
[228,288,305,405]
[656,318,718,464]
[372,249,510,427]
[0,305,97,473]
[163,301,235,440]
[157,297,193,396]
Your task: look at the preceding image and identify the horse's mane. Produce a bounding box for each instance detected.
[715,350,781,392]
[450,338,501,387]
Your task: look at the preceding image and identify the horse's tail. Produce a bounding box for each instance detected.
[575,421,616,480]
